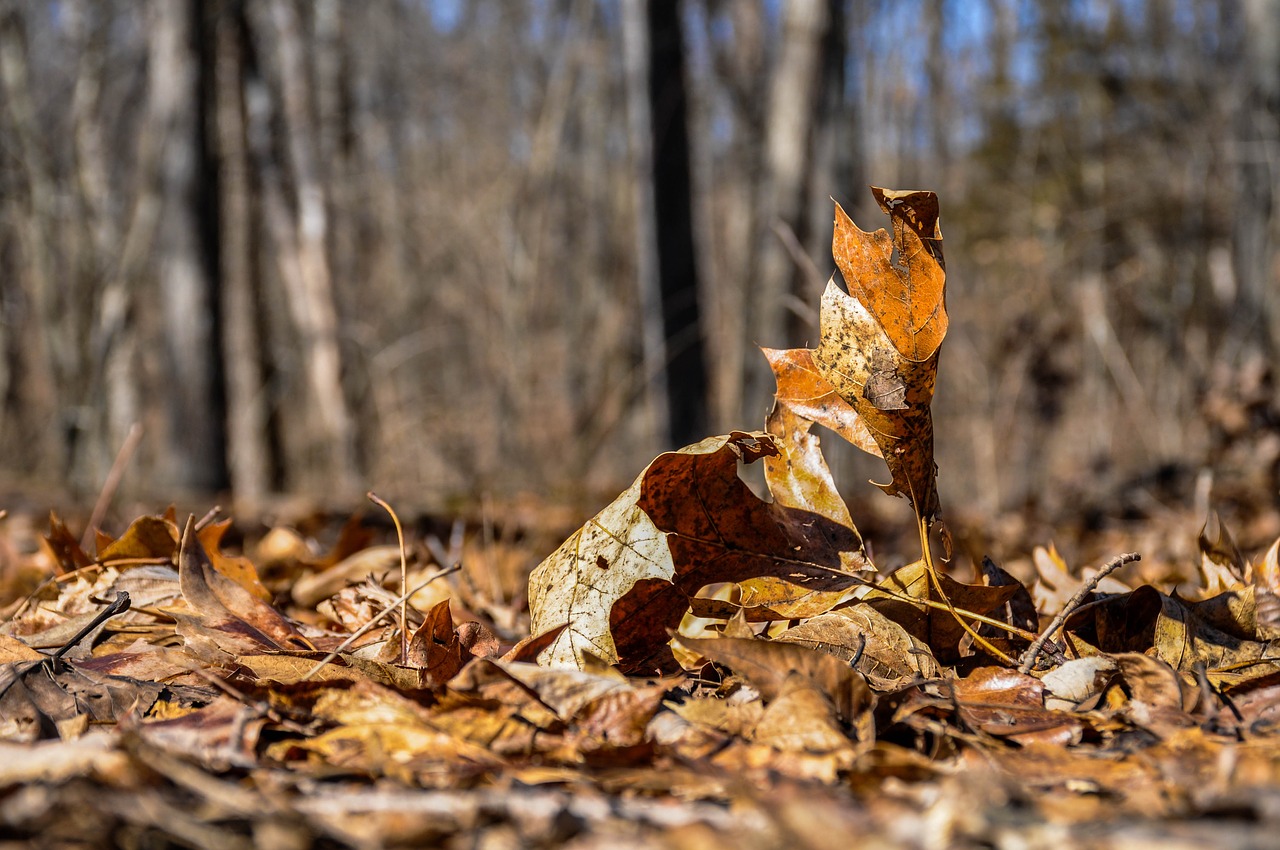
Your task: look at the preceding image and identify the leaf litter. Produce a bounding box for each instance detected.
[4,189,1280,848]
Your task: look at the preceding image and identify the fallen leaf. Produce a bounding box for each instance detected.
[171,517,311,662]
[978,556,1039,637]
[42,513,94,574]
[774,604,941,686]
[1066,585,1279,683]
[752,672,859,757]
[406,599,465,687]
[0,658,164,742]
[763,402,870,572]
[810,190,947,521]
[96,515,178,563]
[197,520,273,602]
[670,694,764,739]
[951,667,1081,745]
[863,560,1020,661]
[1041,656,1118,710]
[672,634,873,726]
[528,432,864,673]
[131,695,261,770]
[833,188,947,361]
[0,634,44,663]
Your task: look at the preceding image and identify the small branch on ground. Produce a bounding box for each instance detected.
[1017,552,1140,674]
[82,422,143,551]
[367,491,409,663]
[49,590,131,665]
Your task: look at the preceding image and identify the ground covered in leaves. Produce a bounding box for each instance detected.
[1,502,1279,850]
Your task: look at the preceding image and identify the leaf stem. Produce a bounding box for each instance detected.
[917,513,1015,664]
[367,491,409,664]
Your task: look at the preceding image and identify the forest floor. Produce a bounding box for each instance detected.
[1,474,1279,850]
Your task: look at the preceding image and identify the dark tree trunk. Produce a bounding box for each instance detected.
[154,0,227,492]
[647,0,708,448]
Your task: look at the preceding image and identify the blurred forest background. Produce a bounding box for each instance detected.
[2,0,1279,547]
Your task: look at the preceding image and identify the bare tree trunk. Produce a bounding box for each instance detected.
[805,0,850,310]
[924,0,954,198]
[1236,0,1280,358]
[153,0,226,493]
[0,1,60,476]
[746,0,829,418]
[621,0,669,447]
[257,0,357,493]
[212,0,271,502]
[696,2,765,433]
[647,0,708,447]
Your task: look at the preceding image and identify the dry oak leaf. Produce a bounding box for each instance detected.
[769,189,948,521]
[833,188,947,361]
[950,667,1083,747]
[814,278,942,521]
[773,604,941,687]
[272,679,502,781]
[672,633,874,728]
[1065,584,1280,685]
[752,672,859,761]
[529,432,865,674]
[764,399,869,563]
[170,517,311,663]
[762,347,880,458]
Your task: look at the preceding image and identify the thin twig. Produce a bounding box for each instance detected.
[82,422,143,552]
[49,590,131,664]
[1017,552,1140,674]
[299,564,459,682]
[194,505,222,531]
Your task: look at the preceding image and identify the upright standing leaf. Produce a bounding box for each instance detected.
[768,189,948,523]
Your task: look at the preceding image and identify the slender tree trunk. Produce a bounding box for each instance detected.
[805,0,850,313]
[621,0,669,446]
[0,1,60,476]
[1236,0,1280,357]
[211,0,271,502]
[746,0,829,418]
[647,0,708,447]
[154,0,226,492]
[258,0,358,493]
[924,0,954,198]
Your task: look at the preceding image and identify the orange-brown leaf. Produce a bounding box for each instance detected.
[762,346,879,457]
[832,190,946,361]
[814,279,941,520]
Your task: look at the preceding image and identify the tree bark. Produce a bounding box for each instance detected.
[621,0,669,445]
[647,0,708,447]
[153,0,226,492]
[0,1,60,476]
[257,0,358,493]
[746,0,830,418]
[1236,0,1280,356]
[211,0,271,502]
